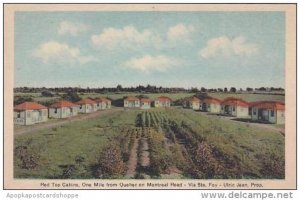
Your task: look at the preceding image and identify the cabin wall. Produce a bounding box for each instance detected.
[78,104,96,113]
[276,110,285,124]
[15,109,48,125]
[49,107,78,118]
[14,110,26,125]
[236,106,249,117]
[192,102,200,110]
[124,100,140,108]
[208,103,220,113]
[141,102,151,109]
[155,100,171,108]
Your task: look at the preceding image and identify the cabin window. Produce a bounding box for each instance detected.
[253,108,257,115]
[17,112,21,118]
[270,110,275,117]
[54,108,58,114]
[233,107,235,112]
[80,105,82,109]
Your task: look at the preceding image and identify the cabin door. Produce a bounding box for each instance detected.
[202,103,207,111]
[224,105,230,114]
[128,102,134,107]
[258,109,269,121]
[39,111,43,120]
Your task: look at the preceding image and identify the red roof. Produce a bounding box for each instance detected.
[221,97,249,107]
[141,98,151,103]
[190,97,201,102]
[124,96,140,101]
[95,97,111,103]
[14,102,47,111]
[250,101,285,111]
[155,96,172,102]
[203,97,221,104]
[76,98,96,105]
[49,100,78,108]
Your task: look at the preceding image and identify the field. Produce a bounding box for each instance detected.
[14,108,284,179]
[207,93,285,102]
[14,92,285,105]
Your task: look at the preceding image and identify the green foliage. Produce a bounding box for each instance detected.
[95,143,126,178]
[14,96,34,106]
[62,92,81,102]
[14,145,40,170]
[147,130,173,177]
[41,90,54,97]
[257,152,285,179]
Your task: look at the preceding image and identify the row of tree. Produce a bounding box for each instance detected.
[14,85,285,94]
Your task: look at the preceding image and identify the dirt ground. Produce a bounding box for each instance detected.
[139,138,150,167]
[125,138,139,178]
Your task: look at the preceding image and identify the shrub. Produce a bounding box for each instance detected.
[192,142,217,178]
[14,96,34,106]
[258,152,284,179]
[95,143,126,178]
[148,130,173,177]
[14,146,40,170]
[41,90,54,97]
[62,92,81,102]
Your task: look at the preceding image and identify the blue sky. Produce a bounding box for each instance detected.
[14,11,285,89]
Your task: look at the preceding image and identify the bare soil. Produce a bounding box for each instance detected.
[139,138,150,167]
[125,138,139,178]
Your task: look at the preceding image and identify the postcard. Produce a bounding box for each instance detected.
[3,3,296,189]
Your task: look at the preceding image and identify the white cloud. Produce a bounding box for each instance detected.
[58,21,89,36]
[200,36,258,59]
[91,26,161,49]
[167,23,195,41]
[122,55,181,72]
[33,41,97,65]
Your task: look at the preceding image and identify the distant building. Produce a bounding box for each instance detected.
[14,102,48,125]
[140,98,151,109]
[250,101,285,124]
[220,97,249,117]
[76,98,97,113]
[201,97,221,113]
[154,96,171,108]
[124,96,140,108]
[49,100,78,119]
[183,97,201,110]
[95,97,111,110]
